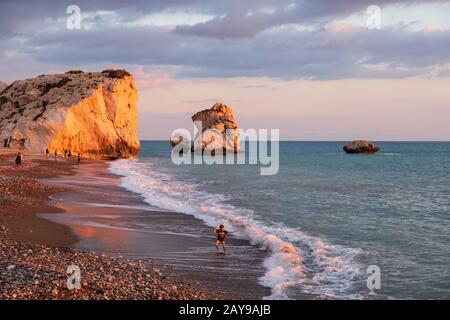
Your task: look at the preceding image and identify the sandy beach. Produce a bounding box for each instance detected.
[0,151,229,299]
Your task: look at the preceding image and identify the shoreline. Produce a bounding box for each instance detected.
[0,151,229,299]
[40,159,270,299]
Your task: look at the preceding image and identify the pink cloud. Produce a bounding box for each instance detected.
[133,66,176,89]
[329,22,355,33]
[424,24,436,33]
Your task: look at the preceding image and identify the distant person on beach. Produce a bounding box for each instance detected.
[68,150,72,157]
[77,152,81,164]
[15,152,23,167]
[45,148,49,157]
[213,225,229,254]
[54,150,57,160]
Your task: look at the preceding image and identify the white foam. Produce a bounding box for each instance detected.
[81,202,164,212]
[109,159,364,299]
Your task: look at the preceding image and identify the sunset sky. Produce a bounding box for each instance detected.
[1,0,449,140]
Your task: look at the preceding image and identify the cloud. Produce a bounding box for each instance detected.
[174,0,449,38]
[133,66,176,89]
[1,0,446,36]
[1,0,449,80]
[17,22,450,80]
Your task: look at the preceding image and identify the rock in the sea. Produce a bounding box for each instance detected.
[0,81,7,93]
[191,102,240,153]
[170,133,189,148]
[0,70,140,159]
[343,140,380,154]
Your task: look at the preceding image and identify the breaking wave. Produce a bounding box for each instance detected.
[109,159,364,299]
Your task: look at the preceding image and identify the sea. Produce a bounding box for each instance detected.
[107,141,450,299]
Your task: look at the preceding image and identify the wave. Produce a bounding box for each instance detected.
[81,202,165,212]
[109,159,364,299]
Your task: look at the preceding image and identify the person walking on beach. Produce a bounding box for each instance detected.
[15,152,23,167]
[54,150,57,160]
[45,148,49,158]
[77,152,81,164]
[213,225,229,255]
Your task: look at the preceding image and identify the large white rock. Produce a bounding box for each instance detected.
[0,70,140,159]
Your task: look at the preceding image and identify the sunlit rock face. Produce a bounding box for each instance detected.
[0,70,140,159]
[191,102,240,154]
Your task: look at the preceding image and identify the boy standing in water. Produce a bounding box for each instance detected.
[213,225,229,255]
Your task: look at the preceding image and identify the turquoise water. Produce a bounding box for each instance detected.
[110,141,450,299]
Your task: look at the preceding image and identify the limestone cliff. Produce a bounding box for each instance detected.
[191,102,240,153]
[0,70,140,159]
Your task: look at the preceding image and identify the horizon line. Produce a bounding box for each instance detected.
[139,139,450,143]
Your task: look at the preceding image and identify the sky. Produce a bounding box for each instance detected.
[0,0,449,141]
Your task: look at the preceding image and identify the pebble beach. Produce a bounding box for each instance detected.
[0,151,225,300]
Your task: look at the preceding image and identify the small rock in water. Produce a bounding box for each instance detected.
[343,140,380,154]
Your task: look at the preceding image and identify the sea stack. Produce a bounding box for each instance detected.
[170,133,189,148]
[191,102,240,153]
[0,69,140,159]
[343,140,380,154]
